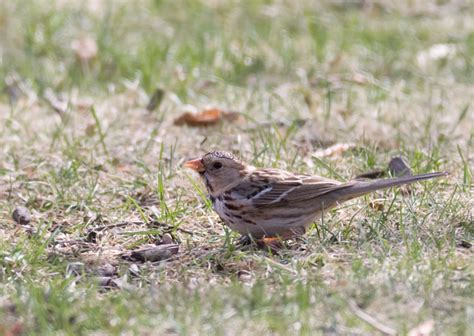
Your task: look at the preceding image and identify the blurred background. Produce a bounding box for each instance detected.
[2,1,473,96]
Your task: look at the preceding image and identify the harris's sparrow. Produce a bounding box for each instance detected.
[185,151,447,240]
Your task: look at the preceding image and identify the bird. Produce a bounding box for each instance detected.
[185,151,447,242]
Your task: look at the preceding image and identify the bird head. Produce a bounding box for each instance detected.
[184,151,247,195]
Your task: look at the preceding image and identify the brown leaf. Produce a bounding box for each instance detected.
[312,143,356,158]
[369,199,385,211]
[174,107,240,127]
[146,88,165,112]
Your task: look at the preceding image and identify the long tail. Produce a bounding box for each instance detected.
[332,171,448,201]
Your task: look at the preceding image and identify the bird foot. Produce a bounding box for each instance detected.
[236,234,255,247]
[236,235,283,250]
[257,237,284,251]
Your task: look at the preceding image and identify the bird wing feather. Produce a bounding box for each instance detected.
[248,172,355,207]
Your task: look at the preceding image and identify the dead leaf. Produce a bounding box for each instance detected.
[159,233,174,245]
[408,320,434,336]
[388,156,413,177]
[122,244,179,262]
[312,143,356,158]
[174,107,240,127]
[369,199,385,211]
[146,87,165,112]
[71,36,98,62]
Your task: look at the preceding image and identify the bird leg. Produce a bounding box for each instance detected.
[236,229,304,250]
[235,234,283,250]
[257,228,306,250]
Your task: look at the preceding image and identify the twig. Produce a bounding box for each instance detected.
[88,221,194,236]
[175,227,194,235]
[348,300,397,335]
[89,221,140,232]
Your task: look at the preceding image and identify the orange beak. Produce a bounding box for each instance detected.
[184,158,205,173]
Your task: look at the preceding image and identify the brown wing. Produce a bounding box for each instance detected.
[242,169,355,208]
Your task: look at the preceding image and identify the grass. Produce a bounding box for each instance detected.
[1,0,473,334]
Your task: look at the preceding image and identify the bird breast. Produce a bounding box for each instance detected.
[211,193,321,238]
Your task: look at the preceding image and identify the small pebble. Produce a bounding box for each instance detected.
[12,207,31,225]
[388,157,413,177]
[98,263,116,277]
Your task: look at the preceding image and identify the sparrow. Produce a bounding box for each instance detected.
[185,151,447,240]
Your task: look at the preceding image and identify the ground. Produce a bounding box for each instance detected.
[0,1,473,335]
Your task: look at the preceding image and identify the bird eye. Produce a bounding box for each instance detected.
[213,162,223,169]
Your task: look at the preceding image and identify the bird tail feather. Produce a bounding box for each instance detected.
[333,171,448,201]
